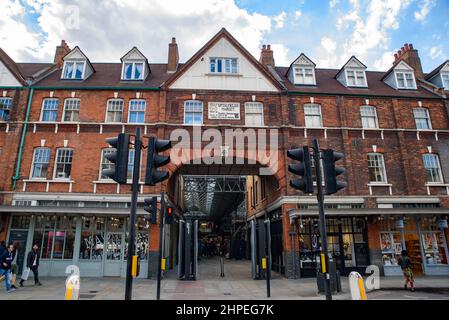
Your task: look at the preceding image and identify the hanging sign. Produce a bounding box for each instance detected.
[208,102,240,120]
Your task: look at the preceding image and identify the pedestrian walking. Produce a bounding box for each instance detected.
[10,241,20,289]
[19,242,42,287]
[0,242,16,293]
[398,250,415,292]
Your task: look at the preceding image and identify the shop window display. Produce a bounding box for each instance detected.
[33,216,76,260]
[420,217,448,265]
[79,217,105,260]
[379,217,403,266]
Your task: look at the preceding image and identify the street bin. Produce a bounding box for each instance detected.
[316,259,342,293]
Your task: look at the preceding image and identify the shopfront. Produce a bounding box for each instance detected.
[7,214,150,278]
[379,215,449,276]
[297,216,370,277]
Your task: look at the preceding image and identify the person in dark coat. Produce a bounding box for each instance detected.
[0,242,15,293]
[398,250,415,292]
[20,243,42,287]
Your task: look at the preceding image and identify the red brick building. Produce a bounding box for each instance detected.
[0,29,448,279]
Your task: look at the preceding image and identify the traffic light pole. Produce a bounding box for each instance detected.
[312,139,332,301]
[156,192,165,300]
[125,127,142,300]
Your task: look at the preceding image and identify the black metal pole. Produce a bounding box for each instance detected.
[265,218,271,298]
[156,192,165,300]
[312,139,332,301]
[125,127,141,300]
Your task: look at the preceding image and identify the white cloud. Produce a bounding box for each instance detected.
[273,11,286,29]
[1,0,275,63]
[373,51,395,70]
[414,0,436,22]
[270,43,290,66]
[317,0,413,70]
[294,10,302,18]
[329,0,339,9]
[321,37,337,53]
[429,46,443,60]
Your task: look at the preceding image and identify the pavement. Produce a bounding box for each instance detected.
[0,257,448,300]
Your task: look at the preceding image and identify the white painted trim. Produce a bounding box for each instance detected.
[61,98,81,123]
[104,98,124,123]
[394,70,417,90]
[39,98,59,122]
[183,100,204,125]
[376,197,440,204]
[345,68,368,88]
[52,148,74,180]
[29,147,51,180]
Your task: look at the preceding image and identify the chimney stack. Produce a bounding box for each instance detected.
[393,43,424,79]
[167,37,179,73]
[54,40,71,68]
[259,44,275,67]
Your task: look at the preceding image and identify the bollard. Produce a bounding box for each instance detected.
[348,271,367,300]
[220,257,225,277]
[65,265,80,300]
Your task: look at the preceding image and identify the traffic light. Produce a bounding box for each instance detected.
[287,146,313,194]
[145,137,172,186]
[102,133,130,184]
[322,149,347,195]
[143,196,158,224]
[165,206,174,224]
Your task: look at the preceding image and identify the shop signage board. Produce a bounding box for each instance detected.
[395,219,404,229]
[208,102,240,120]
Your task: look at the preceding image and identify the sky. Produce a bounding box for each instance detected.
[0,0,448,72]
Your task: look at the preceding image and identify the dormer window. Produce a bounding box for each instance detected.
[346,69,367,87]
[210,58,238,74]
[62,61,85,79]
[122,62,144,80]
[441,72,449,90]
[395,71,416,89]
[294,67,315,85]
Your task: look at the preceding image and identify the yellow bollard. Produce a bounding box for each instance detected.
[357,276,367,300]
[261,258,267,269]
[65,282,73,300]
[161,258,166,271]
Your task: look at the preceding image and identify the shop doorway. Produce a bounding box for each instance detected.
[403,218,423,275]
[104,232,124,276]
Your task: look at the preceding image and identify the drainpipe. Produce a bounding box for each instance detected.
[12,88,34,190]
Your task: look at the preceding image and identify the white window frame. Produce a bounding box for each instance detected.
[441,72,449,90]
[62,61,86,80]
[367,153,388,184]
[40,98,59,122]
[105,99,124,123]
[99,148,114,180]
[30,147,51,180]
[345,68,367,87]
[121,61,145,80]
[183,100,203,125]
[293,66,316,85]
[53,148,74,180]
[62,98,81,123]
[0,97,12,121]
[304,103,323,128]
[244,102,264,127]
[422,154,444,184]
[394,71,417,89]
[209,57,238,74]
[413,107,432,130]
[127,99,146,124]
[360,105,379,129]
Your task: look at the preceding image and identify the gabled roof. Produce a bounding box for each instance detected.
[381,59,414,81]
[335,56,367,79]
[0,48,26,85]
[425,60,449,81]
[62,46,96,73]
[120,46,151,74]
[285,53,316,77]
[163,28,284,90]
